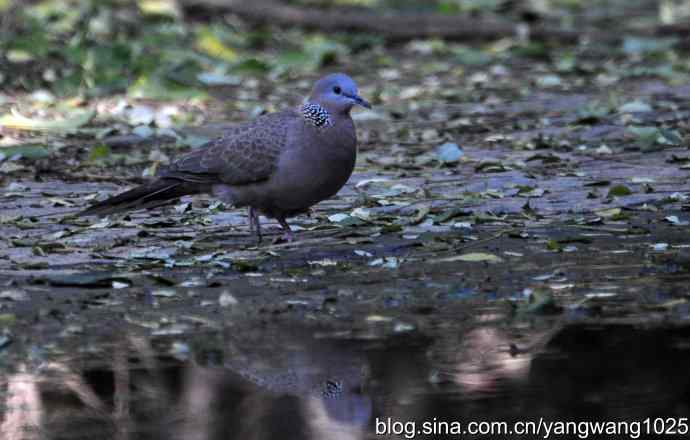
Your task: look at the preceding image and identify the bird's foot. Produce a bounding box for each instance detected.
[271,230,294,244]
[273,217,294,244]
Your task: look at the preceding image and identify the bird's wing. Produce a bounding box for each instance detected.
[161,110,296,186]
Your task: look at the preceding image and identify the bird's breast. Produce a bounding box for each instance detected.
[268,125,357,213]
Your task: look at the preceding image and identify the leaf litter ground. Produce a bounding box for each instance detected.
[1,1,690,431]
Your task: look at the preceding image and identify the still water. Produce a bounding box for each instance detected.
[2,315,689,440]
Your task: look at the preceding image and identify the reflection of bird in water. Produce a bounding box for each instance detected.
[221,323,373,430]
[0,322,373,440]
[170,322,373,440]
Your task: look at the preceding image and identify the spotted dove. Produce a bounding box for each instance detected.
[79,73,371,242]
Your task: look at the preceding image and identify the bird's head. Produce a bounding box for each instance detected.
[309,73,371,115]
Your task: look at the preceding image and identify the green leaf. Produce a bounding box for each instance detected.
[232,260,260,272]
[520,289,562,315]
[555,52,577,72]
[303,36,347,67]
[197,71,241,86]
[575,104,609,124]
[453,46,493,66]
[628,126,682,151]
[432,206,471,223]
[231,58,271,74]
[0,314,16,326]
[658,128,683,145]
[607,185,632,198]
[537,74,562,88]
[0,144,51,160]
[274,36,348,74]
[128,73,206,100]
[547,239,563,252]
[0,109,94,131]
[89,144,111,162]
[196,27,239,62]
[475,160,508,173]
[516,186,546,197]
[622,37,676,56]
[619,101,652,113]
[628,126,659,147]
[6,50,34,63]
[275,51,311,71]
[511,42,551,59]
[138,0,182,19]
[595,207,621,218]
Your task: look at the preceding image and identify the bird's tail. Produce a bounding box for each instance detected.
[79,178,205,217]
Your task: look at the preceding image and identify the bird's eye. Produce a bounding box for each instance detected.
[333,86,341,94]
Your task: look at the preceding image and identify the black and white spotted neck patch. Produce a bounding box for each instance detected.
[301,103,333,128]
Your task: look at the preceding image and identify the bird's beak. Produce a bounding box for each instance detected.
[345,92,372,109]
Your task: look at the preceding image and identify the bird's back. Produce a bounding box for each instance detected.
[162,109,299,187]
[222,107,357,218]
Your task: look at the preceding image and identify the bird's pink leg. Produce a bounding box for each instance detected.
[248,207,262,244]
[275,217,294,243]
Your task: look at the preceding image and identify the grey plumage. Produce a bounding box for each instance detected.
[79,73,371,242]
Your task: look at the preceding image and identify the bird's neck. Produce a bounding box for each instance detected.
[300,102,333,128]
[300,101,350,128]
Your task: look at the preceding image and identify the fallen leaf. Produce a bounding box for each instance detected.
[595,208,622,218]
[219,291,238,307]
[619,100,652,113]
[440,253,503,263]
[152,289,177,297]
[0,289,28,301]
[607,185,633,197]
[328,213,350,223]
[0,144,51,160]
[665,215,689,225]
[0,109,94,131]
